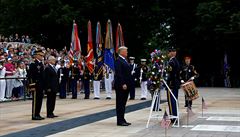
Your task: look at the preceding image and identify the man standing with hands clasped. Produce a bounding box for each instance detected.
[114,46,133,126]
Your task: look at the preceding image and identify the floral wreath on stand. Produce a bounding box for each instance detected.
[147,49,167,94]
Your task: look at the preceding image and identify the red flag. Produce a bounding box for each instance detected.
[86,20,94,73]
[69,20,81,64]
[115,23,125,53]
[202,97,207,109]
[160,110,171,129]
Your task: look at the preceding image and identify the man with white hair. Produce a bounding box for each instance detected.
[114,46,133,126]
[44,55,58,118]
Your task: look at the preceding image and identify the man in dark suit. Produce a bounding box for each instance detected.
[44,56,58,118]
[114,46,133,126]
[28,49,45,120]
[167,47,181,123]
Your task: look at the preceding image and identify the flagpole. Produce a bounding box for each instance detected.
[165,127,167,137]
[202,97,203,117]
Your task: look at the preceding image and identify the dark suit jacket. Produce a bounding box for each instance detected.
[114,56,133,90]
[44,64,59,92]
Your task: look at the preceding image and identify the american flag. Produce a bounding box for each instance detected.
[69,20,81,64]
[202,97,207,109]
[86,20,94,73]
[160,110,171,129]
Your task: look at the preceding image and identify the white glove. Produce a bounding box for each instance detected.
[181,80,185,83]
[190,77,194,80]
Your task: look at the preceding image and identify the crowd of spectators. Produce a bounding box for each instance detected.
[0,33,69,101]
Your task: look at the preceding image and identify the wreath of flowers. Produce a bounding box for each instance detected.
[147,49,167,92]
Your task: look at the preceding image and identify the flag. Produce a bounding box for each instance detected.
[86,20,94,73]
[69,20,81,64]
[160,110,171,129]
[115,23,125,53]
[104,19,115,71]
[95,22,104,74]
[202,97,207,109]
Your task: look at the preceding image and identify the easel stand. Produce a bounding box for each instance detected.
[146,79,180,128]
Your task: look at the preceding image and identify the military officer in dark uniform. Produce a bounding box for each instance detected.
[129,56,137,100]
[57,60,69,99]
[28,49,45,120]
[114,46,132,126]
[180,56,199,109]
[166,47,181,123]
[82,60,91,99]
[44,56,58,118]
[69,60,80,99]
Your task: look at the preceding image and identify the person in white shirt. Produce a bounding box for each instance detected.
[0,59,6,101]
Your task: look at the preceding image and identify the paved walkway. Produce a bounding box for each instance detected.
[0,88,239,137]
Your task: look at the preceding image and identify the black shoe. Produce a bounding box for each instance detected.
[129,98,135,100]
[117,122,129,126]
[152,108,162,111]
[32,116,45,120]
[47,114,58,118]
[72,97,77,99]
[94,97,100,99]
[106,97,111,100]
[140,98,146,100]
[125,122,131,125]
[84,96,89,99]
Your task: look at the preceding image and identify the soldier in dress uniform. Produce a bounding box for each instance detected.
[104,65,114,99]
[166,47,181,123]
[82,60,91,99]
[57,60,68,99]
[93,60,103,99]
[28,49,45,120]
[44,56,58,118]
[139,59,148,100]
[129,56,137,100]
[69,60,80,99]
[180,56,199,109]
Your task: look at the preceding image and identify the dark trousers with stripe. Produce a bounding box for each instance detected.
[70,79,77,98]
[59,80,67,98]
[83,79,90,98]
[167,88,179,118]
[32,86,43,118]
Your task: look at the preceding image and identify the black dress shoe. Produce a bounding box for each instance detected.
[94,97,100,99]
[125,122,131,125]
[106,97,111,100]
[72,97,77,99]
[117,122,129,126]
[140,98,146,100]
[129,98,135,100]
[32,116,45,120]
[84,96,89,99]
[47,114,58,118]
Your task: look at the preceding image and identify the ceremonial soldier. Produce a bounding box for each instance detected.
[166,47,181,123]
[139,59,148,100]
[28,49,45,120]
[180,56,199,109]
[57,60,68,99]
[93,60,103,99]
[104,65,114,99]
[44,56,58,118]
[82,60,91,99]
[129,56,137,100]
[69,60,80,99]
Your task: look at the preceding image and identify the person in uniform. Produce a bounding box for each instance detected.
[104,65,114,99]
[180,56,199,109]
[93,59,103,99]
[44,56,58,118]
[129,56,137,100]
[69,60,80,99]
[57,60,68,99]
[82,60,91,99]
[139,59,148,100]
[114,46,132,126]
[28,49,45,120]
[166,47,181,123]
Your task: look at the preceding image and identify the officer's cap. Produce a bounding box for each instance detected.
[129,56,135,60]
[167,46,176,52]
[34,49,44,56]
[141,59,147,62]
